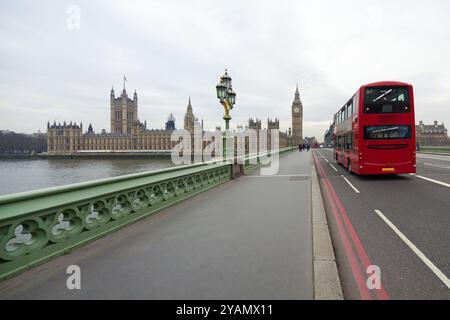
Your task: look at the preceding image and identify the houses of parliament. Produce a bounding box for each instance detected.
[47,83,303,155]
[47,85,202,155]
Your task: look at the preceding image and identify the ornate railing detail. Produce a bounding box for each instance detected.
[0,163,231,279]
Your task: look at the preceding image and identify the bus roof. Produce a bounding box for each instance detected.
[362,81,411,88]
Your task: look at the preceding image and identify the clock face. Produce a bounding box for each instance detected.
[294,107,300,113]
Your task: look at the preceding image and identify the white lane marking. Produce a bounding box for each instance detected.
[424,162,450,170]
[409,174,450,188]
[329,163,338,172]
[374,209,450,290]
[341,175,360,194]
[417,154,450,162]
[325,158,330,163]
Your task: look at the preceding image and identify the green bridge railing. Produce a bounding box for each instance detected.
[0,147,295,280]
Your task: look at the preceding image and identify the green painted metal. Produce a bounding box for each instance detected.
[0,161,232,280]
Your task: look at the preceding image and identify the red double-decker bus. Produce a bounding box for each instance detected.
[333,81,416,175]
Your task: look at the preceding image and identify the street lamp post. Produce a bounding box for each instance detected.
[216,69,236,160]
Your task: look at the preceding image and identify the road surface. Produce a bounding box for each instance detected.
[314,148,450,299]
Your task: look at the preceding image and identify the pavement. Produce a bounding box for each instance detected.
[0,151,320,299]
[314,148,450,300]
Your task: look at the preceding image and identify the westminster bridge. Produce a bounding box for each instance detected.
[0,148,330,299]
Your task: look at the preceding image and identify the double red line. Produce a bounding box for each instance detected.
[313,151,389,300]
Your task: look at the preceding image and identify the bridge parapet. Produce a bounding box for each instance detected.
[0,147,295,280]
[242,147,295,174]
[0,161,232,280]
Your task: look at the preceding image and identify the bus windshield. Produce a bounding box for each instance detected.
[364,125,412,140]
[364,87,410,114]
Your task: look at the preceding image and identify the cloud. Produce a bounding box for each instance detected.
[0,0,449,140]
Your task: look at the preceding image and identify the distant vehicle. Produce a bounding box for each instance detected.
[333,81,416,175]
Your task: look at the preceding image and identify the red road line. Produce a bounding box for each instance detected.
[313,152,372,299]
[313,151,389,300]
[327,174,389,300]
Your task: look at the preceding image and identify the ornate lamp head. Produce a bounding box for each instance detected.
[216,69,236,121]
[220,69,232,88]
[216,80,227,101]
[227,88,236,107]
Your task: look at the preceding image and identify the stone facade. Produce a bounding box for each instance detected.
[241,118,289,152]
[416,121,449,146]
[47,84,297,155]
[248,118,261,130]
[291,85,303,146]
[47,88,199,155]
[184,97,195,133]
[110,88,139,134]
[267,118,288,149]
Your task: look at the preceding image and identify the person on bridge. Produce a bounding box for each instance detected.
[298,143,303,151]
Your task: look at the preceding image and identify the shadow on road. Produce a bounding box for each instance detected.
[356,174,411,182]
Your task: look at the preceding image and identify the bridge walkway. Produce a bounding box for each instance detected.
[0,151,313,299]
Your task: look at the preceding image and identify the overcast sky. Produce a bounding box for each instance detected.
[1,0,449,139]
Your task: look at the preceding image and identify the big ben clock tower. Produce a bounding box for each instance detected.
[292,84,303,146]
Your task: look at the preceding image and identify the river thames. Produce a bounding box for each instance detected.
[0,158,175,196]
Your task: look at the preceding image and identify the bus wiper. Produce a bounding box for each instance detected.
[372,127,399,133]
[373,89,393,102]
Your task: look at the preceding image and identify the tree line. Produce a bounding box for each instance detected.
[0,131,47,154]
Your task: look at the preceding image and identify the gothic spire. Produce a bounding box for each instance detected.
[293,84,302,104]
[187,96,193,113]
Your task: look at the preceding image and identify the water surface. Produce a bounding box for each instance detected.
[0,158,174,196]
